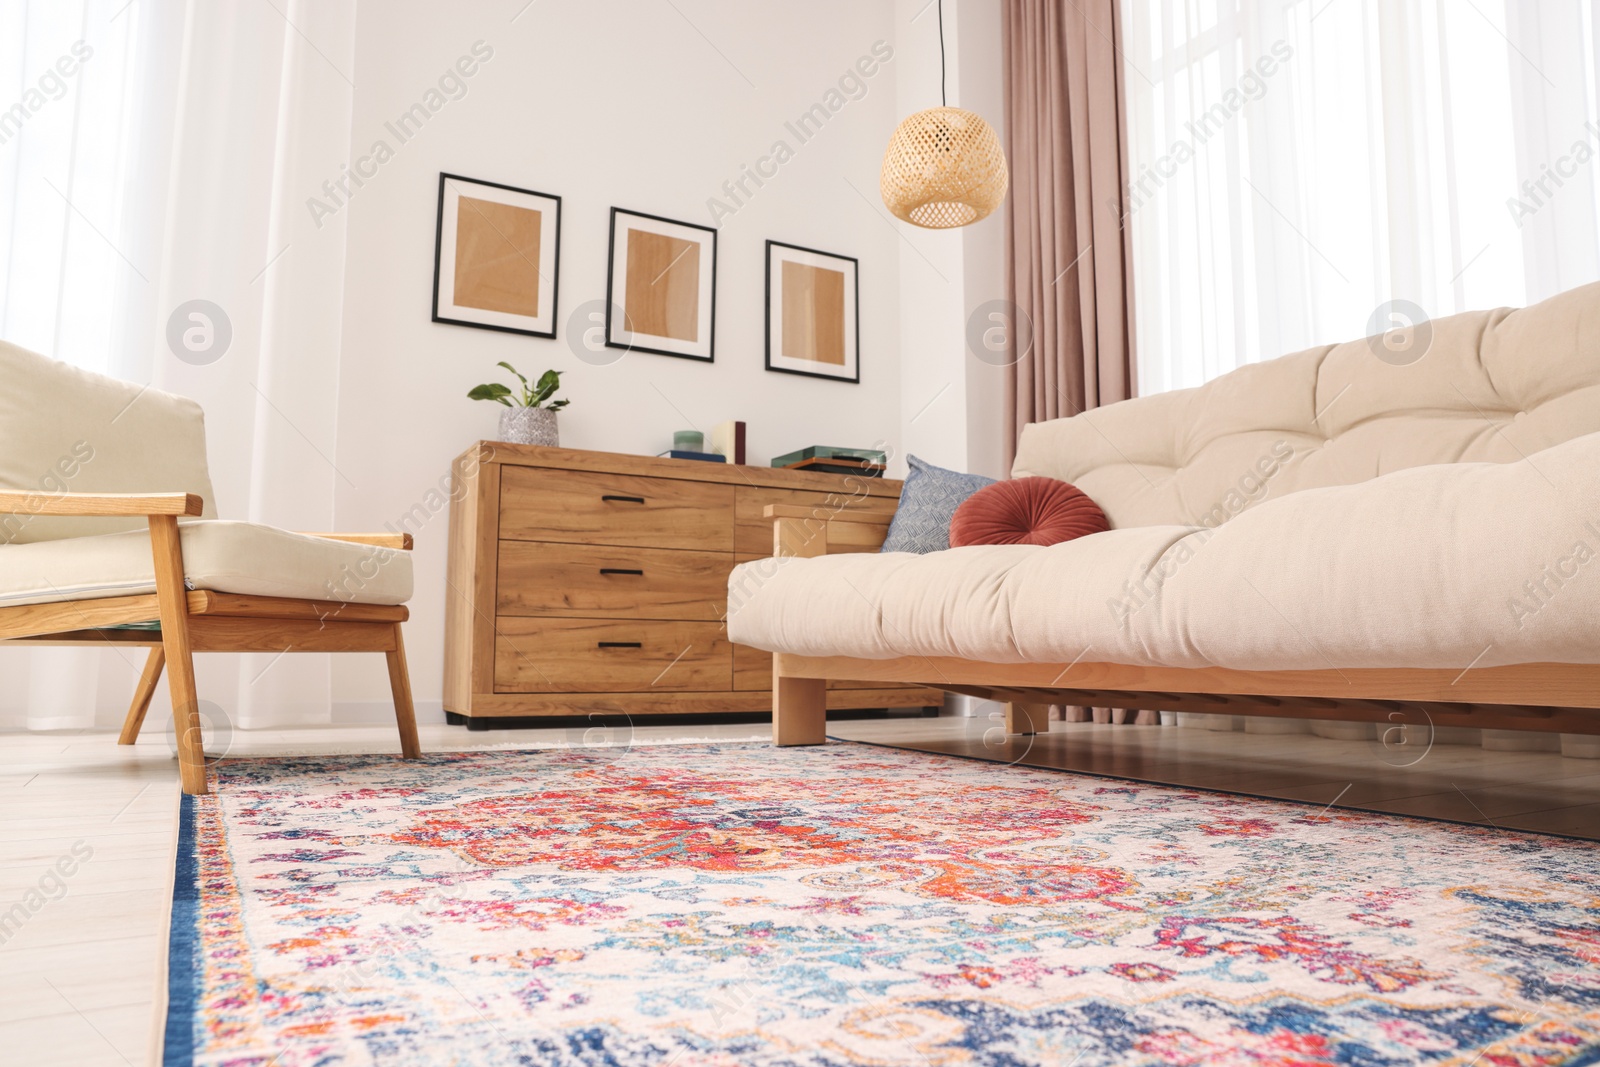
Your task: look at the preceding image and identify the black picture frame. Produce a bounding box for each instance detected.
[431,172,562,340]
[764,239,861,384]
[604,207,718,362]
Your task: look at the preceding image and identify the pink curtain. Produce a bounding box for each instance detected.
[1004,0,1149,725]
[1003,0,1136,447]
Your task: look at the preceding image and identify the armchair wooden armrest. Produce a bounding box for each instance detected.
[0,490,203,517]
[763,502,895,558]
[299,532,414,550]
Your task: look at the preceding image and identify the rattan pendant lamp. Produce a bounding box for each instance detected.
[880,0,1008,228]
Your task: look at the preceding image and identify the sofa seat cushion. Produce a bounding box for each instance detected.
[0,521,412,609]
[728,431,1600,672]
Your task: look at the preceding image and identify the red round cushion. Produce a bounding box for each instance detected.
[948,477,1109,547]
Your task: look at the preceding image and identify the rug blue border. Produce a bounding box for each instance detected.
[162,793,199,1067]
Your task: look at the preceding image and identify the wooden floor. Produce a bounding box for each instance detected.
[2,716,1595,1066]
[829,716,1600,837]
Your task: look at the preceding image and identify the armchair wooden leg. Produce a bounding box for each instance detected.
[149,515,207,795]
[1006,701,1049,736]
[774,674,827,746]
[118,646,166,746]
[385,623,421,759]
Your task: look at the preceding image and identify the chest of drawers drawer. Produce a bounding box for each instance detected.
[494,617,731,693]
[496,541,731,620]
[501,465,734,551]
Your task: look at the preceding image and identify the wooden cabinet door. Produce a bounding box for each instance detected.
[495,617,732,693]
[501,466,734,551]
[497,542,731,621]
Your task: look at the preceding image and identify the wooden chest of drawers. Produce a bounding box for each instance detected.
[443,442,941,725]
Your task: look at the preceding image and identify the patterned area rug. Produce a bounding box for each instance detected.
[164,742,1600,1066]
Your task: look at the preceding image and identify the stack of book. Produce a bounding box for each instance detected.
[771,446,887,478]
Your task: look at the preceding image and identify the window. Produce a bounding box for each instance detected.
[0,1,143,376]
[1121,0,1600,393]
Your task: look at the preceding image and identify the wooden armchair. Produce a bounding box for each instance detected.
[0,343,419,794]
[0,491,418,794]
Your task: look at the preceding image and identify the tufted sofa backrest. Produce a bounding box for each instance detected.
[0,340,218,544]
[1011,282,1600,530]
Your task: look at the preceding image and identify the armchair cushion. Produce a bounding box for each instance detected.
[0,341,218,545]
[0,520,412,608]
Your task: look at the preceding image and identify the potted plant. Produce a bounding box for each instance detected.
[469,362,569,447]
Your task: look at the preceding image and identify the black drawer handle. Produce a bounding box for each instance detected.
[601,494,646,504]
[597,641,643,649]
[599,568,645,576]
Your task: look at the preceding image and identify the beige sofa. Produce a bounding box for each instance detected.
[728,283,1600,748]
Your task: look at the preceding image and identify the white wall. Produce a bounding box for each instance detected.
[955,0,1011,481]
[329,0,919,721]
[891,0,1010,480]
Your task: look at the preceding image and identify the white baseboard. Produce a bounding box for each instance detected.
[332,700,446,725]
[23,715,98,731]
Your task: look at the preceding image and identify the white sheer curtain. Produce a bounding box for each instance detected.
[0,0,357,731]
[1121,0,1600,394]
[0,2,142,377]
[1,1,144,729]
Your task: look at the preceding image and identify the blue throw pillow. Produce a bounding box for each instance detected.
[880,455,997,553]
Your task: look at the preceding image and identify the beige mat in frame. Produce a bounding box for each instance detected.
[432,172,561,339]
[605,208,718,361]
[765,239,859,383]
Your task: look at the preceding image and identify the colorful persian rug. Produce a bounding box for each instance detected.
[164,741,1600,1066]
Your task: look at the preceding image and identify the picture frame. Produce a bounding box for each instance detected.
[764,240,860,383]
[605,208,717,362]
[432,172,561,339]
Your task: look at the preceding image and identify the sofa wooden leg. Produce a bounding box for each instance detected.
[774,675,826,745]
[386,623,422,759]
[1006,701,1048,736]
[118,646,166,746]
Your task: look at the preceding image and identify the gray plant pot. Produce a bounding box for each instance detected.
[498,407,559,447]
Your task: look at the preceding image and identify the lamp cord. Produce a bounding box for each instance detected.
[938,0,947,106]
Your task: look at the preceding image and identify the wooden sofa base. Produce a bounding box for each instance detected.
[771,653,1600,745]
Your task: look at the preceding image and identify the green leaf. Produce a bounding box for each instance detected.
[495,361,533,405]
[467,383,514,407]
[547,399,570,411]
[531,369,562,407]
[496,361,530,389]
